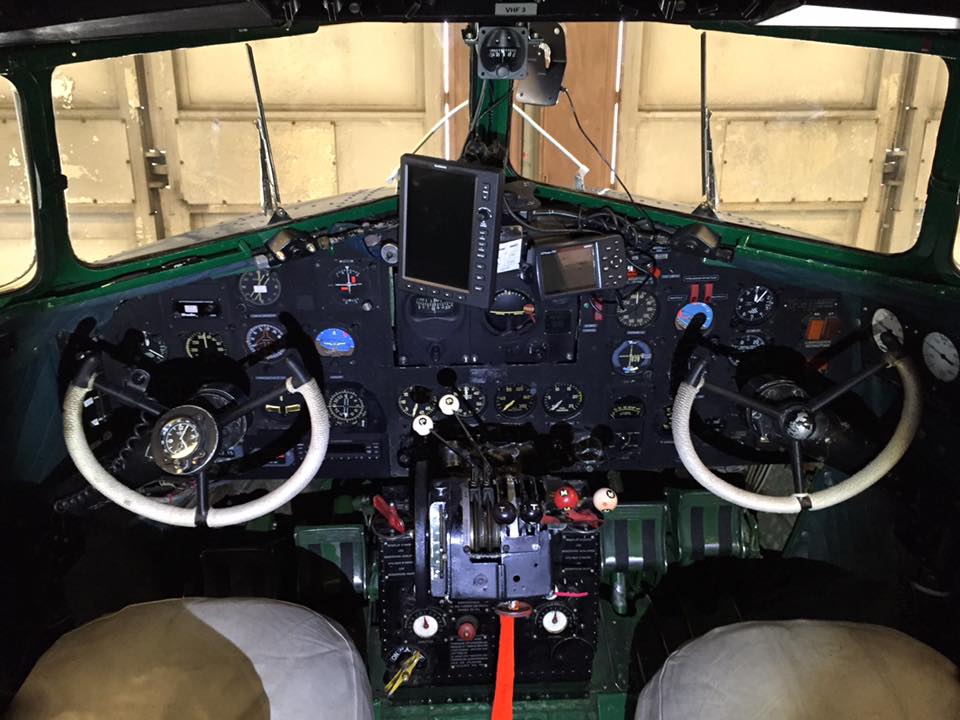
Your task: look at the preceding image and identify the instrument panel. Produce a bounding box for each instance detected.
[90,214,960,482]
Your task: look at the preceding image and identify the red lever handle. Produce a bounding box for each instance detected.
[373,495,406,534]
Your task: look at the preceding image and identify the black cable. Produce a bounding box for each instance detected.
[461,82,515,160]
[561,87,655,232]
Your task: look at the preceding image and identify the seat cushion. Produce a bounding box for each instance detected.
[635,620,960,720]
[8,598,373,720]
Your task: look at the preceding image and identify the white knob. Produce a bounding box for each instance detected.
[412,614,439,639]
[541,608,569,634]
[593,487,619,512]
[412,414,434,436]
[439,394,460,415]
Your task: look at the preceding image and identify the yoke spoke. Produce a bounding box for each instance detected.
[93,378,167,417]
[806,356,894,413]
[788,439,806,495]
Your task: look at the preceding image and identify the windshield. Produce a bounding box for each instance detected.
[45,21,950,266]
[523,22,948,254]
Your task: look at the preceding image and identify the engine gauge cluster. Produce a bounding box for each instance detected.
[495,383,535,418]
[455,384,487,417]
[543,382,584,419]
[398,385,437,417]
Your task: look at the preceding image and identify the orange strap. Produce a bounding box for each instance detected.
[491,614,515,720]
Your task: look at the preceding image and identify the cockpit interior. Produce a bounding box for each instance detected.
[3,2,960,718]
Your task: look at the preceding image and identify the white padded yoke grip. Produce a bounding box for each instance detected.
[62,376,330,528]
[207,378,329,527]
[63,377,198,527]
[671,357,923,514]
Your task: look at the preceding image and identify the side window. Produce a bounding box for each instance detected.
[0,76,35,291]
[52,25,450,265]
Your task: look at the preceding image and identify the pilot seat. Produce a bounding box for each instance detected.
[6,598,373,720]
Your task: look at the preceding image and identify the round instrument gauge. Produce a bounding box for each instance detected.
[617,290,658,329]
[735,285,777,323]
[675,302,714,331]
[407,608,445,640]
[331,265,364,303]
[871,308,905,352]
[328,388,367,424]
[922,332,959,382]
[487,289,536,333]
[495,383,535,418]
[398,385,437,417]
[413,295,459,317]
[315,327,356,357]
[245,322,285,360]
[238,269,281,306]
[159,417,201,460]
[185,331,227,359]
[611,396,645,419]
[139,332,168,362]
[612,339,653,376]
[455,384,487,417]
[535,604,572,635]
[543,382,585,419]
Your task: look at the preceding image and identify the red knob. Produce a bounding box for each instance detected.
[553,485,580,510]
[457,621,477,642]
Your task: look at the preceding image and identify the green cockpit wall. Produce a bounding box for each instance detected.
[1,17,960,322]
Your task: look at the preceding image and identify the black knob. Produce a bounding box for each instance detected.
[493,502,518,525]
[519,503,543,523]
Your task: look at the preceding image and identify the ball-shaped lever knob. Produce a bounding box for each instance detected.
[553,485,580,510]
[493,501,518,525]
[593,487,619,513]
[519,503,543,523]
[439,393,460,416]
[412,414,434,437]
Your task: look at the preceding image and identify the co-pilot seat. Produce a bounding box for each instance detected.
[635,620,960,720]
[7,598,373,720]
